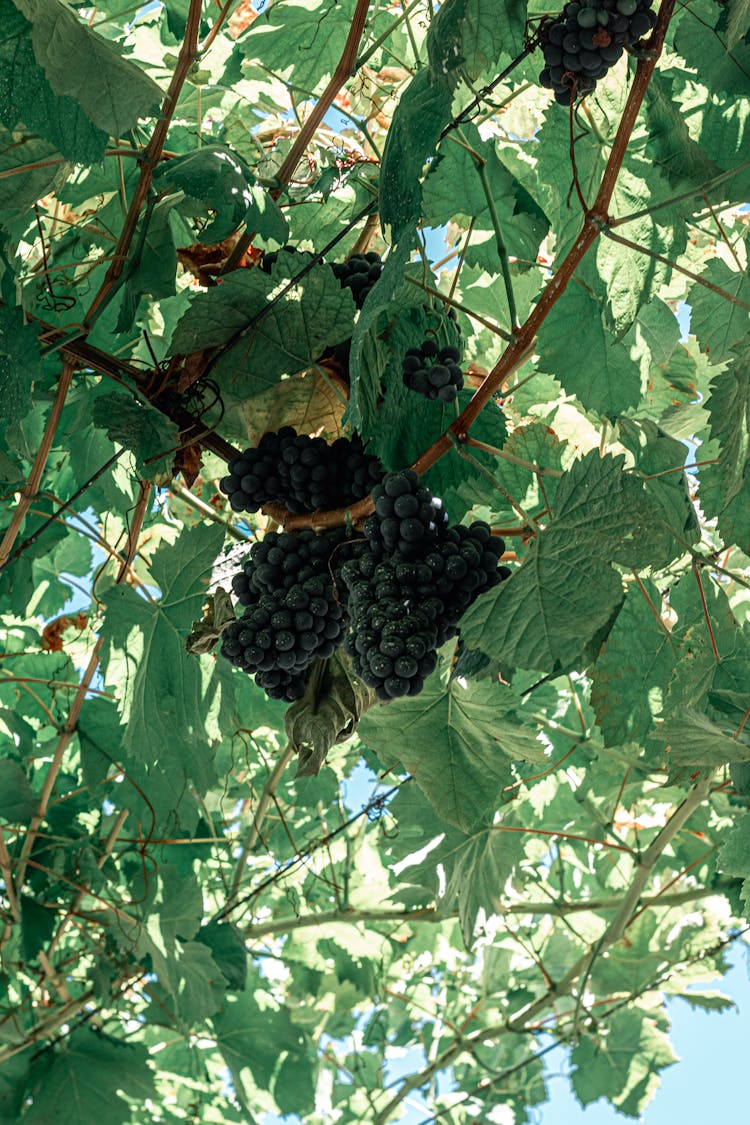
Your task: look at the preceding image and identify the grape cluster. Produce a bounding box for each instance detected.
[230,527,363,605]
[332,252,383,309]
[339,471,510,700]
[364,469,448,559]
[402,341,464,403]
[218,455,511,704]
[220,428,383,515]
[539,0,656,105]
[260,246,298,273]
[220,577,345,701]
[221,526,362,701]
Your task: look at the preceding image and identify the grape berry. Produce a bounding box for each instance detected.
[538,0,656,105]
[402,340,465,403]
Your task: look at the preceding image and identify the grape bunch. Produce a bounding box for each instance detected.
[332,252,383,309]
[538,0,656,105]
[402,340,465,403]
[220,428,383,515]
[221,525,362,701]
[230,527,364,605]
[220,576,345,701]
[364,469,449,559]
[218,456,511,704]
[339,471,511,700]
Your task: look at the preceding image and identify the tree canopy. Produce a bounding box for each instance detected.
[0,1,749,1122]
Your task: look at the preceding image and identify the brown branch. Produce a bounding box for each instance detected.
[83,0,205,326]
[411,0,678,474]
[220,0,373,276]
[28,318,240,465]
[604,227,750,310]
[272,0,373,193]
[0,360,74,572]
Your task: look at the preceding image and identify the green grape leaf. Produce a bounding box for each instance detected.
[196,921,248,992]
[212,988,315,1113]
[22,1029,155,1125]
[0,0,107,164]
[537,282,642,415]
[0,759,35,822]
[591,581,678,748]
[461,453,660,670]
[380,68,453,243]
[689,260,750,365]
[704,342,750,504]
[0,305,41,429]
[99,522,224,787]
[655,708,749,768]
[91,392,180,479]
[360,673,544,832]
[571,1006,677,1117]
[718,812,750,918]
[11,0,162,138]
[240,0,355,91]
[444,826,528,946]
[154,145,288,245]
[422,124,548,266]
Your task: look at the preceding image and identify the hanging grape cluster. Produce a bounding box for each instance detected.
[221,526,364,700]
[220,428,383,514]
[402,340,465,403]
[332,251,383,309]
[218,441,510,703]
[340,470,510,700]
[538,0,656,105]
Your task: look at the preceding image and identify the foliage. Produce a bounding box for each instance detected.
[0,1,749,1123]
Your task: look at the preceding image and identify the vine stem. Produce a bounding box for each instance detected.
[226,744,296,907]
[0,360,74,572]
[407,0,679,477]
[83,0,205,326]
[474,151,518,329]
[372,771,713,1124]
[464,436,562,477]
[275,0,372,190]
[1,484,152,942]
[220,0,373,274]
[603,227,750,310]
[242,878,735,940]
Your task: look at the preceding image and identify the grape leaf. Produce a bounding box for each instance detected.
[655,708,750,768]
[99,522,224,786]
[360,673,544,832]
[12,0,162,138]
[153,145,288,245]
[0,759,35,822]
[380,68,453,243]
[91,393,180,479]
[461,453,656,670]
[689,260,750,365]
[0,0,107,164]
[22,1029,155,1125]
[591,581,678,747]
[537,282,642,415]
[0,305,41,428]
[703,342,750,504]
[571,1006,677,1117]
